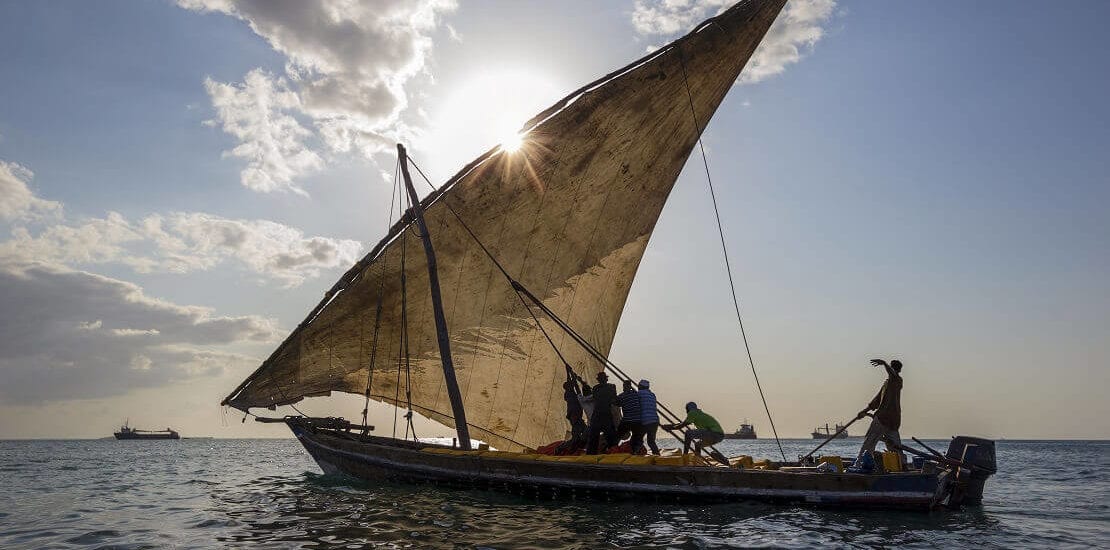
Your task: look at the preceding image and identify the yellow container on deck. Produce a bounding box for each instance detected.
[818,456,845,472]
[652,455,686,466]
[729,455,754,469]
[749,459,778,470]
[561,455,602,463]
[653,455,708,467]
[597,453,633,464]
[881,451,903,472]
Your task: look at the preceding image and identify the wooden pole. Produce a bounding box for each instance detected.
[397,143,472,450]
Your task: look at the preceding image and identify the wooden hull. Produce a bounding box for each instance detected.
[289,423,952,511]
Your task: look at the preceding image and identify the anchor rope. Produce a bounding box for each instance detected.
[677,48,786,461]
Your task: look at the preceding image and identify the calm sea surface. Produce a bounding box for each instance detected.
[0,438,1106,549]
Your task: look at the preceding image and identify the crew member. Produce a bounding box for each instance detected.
[855,358,906,466]
[556,366,587,454]
[585,372,619,454]
[617,380,643,451]
[635,379,661,455]
[662,402,724,455]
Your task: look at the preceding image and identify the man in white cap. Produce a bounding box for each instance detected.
[634,379,660,455]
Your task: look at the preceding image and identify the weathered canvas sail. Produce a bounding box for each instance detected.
[223,0,787,451]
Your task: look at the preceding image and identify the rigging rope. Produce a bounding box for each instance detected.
[393,176,409,439]
[407,155,727,462]
[362,159,401,427]
[677,48,786,461]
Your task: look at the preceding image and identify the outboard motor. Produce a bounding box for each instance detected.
[946,436,997,506]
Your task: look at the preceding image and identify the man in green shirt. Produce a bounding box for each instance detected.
[662,402,724,455]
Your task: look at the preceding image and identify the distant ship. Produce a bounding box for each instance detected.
[723,421,757,439]
[811,423,849,439]
[114,420,179,440]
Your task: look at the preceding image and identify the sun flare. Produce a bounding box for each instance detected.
[500,131,524,153]
[424,68,563,171]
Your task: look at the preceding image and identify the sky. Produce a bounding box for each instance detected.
[0,0,1107,441]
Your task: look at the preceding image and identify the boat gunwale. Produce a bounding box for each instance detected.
[293,425,942,508]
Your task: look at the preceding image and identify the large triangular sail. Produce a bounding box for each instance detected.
[223,0,787,452]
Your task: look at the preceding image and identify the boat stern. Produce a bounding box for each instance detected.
[944,435,997,506]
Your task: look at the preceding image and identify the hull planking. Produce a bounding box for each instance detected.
[289,422,952,511]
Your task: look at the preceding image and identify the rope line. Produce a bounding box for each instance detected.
[393,188,408,440]
[407,154,726,462]
[676,48,786,461]
[362,159,401,426]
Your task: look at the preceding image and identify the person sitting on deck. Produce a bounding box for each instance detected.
[556,366,588,454]
[662,402,724,455]
[585,372,619,455]
[854,358,907,467]
[617,380,644,451]
[635,379,661,455]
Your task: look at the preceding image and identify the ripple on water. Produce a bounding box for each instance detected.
[0,439,1107,548]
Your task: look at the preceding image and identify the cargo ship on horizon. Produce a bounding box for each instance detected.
[113,421,179,440]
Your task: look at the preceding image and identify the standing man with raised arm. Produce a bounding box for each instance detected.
[855,358,907,466]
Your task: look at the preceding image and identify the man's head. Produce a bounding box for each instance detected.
[622,380,633,392]
[596,372,608,383]
[638,379,650,389]
[686,401,698,412]
[891,360,903,372]
[563,380,575,391]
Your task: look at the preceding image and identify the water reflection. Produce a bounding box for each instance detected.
[206,470,1025,549]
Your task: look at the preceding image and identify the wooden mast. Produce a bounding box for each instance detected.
[396,143,472,450]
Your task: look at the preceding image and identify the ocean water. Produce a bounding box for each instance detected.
[0,438,1106,549]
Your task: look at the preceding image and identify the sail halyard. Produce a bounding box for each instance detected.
[223,0,788,452]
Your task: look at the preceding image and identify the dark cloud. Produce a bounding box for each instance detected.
[0,262,276,404]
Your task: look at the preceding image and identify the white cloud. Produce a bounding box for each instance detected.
[0,261,275,403]
[159,212,363,286]
[0,210,362,287]
[632,0,836,85]
[181,0,457,193]
[204,70,323,195]
[0,160,61,220]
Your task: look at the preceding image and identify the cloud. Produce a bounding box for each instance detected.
[631,0,836,84]
[0,261,276,404]
[180,0,457,193]
[157,212,364,285]
[0,210,362,287]
[204,70,323,195]
[0,160,61,220]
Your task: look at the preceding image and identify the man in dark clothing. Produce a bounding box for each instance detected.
[617,380,644,452]
[556,366,588,454]
[635,379,661,455]
[855,358,906,465]
[585,372,619,454]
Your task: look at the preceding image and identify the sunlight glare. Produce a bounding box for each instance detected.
[422,68,563,173]
[500,131,524,153]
